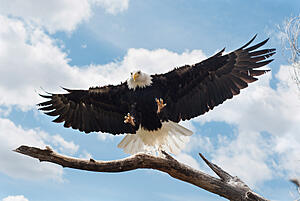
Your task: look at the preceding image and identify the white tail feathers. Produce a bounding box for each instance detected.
[117,121,193,155]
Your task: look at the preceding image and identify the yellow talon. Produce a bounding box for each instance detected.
[124,113,135,126]
[156,98,167,113]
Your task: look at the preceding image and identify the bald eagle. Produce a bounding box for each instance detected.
[38,35,275,155]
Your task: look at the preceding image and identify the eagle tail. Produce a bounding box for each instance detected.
[117,121,193,155]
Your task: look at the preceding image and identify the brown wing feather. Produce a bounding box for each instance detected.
[38,83,137,134]
[152,35,275,122]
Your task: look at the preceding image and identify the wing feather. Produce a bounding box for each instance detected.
[152,36,275,122]
[38,84,137,134]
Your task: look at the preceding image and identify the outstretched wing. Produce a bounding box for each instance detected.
[152,35,276,122]
[38,83,137,134]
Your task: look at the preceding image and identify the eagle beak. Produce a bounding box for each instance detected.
[133,72,139,82]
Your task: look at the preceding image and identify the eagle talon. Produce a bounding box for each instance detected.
[124,113,135,126]
[155,98,167,113]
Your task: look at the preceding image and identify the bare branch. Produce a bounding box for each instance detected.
[199,153,233,183]
[279,15,300,89]
[280,16,300,64]
[14,145,269,201]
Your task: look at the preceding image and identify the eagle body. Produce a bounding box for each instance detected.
[128,85,164,131]
[38,35,276,155]
[88,80,166,132]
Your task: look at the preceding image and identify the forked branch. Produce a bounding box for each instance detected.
[14,145,269,201]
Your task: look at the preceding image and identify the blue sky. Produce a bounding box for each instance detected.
[0,1,300,201]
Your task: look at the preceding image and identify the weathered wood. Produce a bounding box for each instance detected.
[14,145,269,201]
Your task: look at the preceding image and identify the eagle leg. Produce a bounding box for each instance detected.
[124,113,135,126]
[155,98,167,114]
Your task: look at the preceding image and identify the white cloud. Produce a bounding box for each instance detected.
[0,15,207,112]
[186,65,300,186]
[2,195,28,201]
[0,15,72,110]
[79,150,93,159]
[0,106,11,117]
[273,133,300,178]
[3,10,299,187]
[0,0,91,33]
[184,135,214,153]
[90,0,129,15]
[211,131,274,187]
[0,15,209,179]
[0,0,129,33]
[175,153,201,170]
[49,135,79,155]
[97,132,118,141]
[0,116,84,181]
[123,48,206,75]
[196,65,300,138]
[0,117,63,180]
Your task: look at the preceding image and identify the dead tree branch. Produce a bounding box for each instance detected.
[14,145,269,201]
[279,15,300,89]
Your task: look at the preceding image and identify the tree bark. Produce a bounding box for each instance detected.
[14,145,269,201]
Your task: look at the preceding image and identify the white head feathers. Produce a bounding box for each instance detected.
[127,70,153,90]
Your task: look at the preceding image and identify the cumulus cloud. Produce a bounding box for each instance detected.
[0,0,91,33]
[49,135,79,155]
[0,117,63,180]
[79,150,93,159]
[2,195,29,201]
[97,132,118,141]
[0,14,207,111]
[0,116,82,180]
[183,65,300,187]
[0,0,129,33]
[211,131,274,187]
[175,153,201,170]
[2,9,299,187]
[195,65,300,139]
[183,135,214,153]
[90,0,129,15]
[0,15,72,109]
[0,106,11,117]
[0,14,208,180]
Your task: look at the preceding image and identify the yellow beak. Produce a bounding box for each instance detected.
[133,72,139,81]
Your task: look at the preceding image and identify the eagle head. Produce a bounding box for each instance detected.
[127,70,152,90]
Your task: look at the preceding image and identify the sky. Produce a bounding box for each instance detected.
[0,0,300,201]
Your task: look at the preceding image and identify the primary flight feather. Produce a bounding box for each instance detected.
[38,35,275,155]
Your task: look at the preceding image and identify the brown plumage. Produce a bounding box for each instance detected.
[38,35,275,136]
